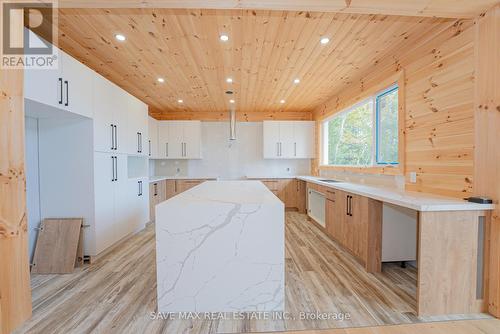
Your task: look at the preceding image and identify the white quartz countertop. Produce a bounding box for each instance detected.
[246,175,300,179]
[298,176,495,212]
[149,176,218,183]
[161,180,284,205]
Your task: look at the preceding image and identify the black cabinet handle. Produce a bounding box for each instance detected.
[138,181,142,196]
[110,124,114,150]
[114,156,118,181]
[137,132,140,153]
[149,140,151,157]
[114,125,118,150]
[154,183,158,196]
[58,78,63,104]
[139,133,142,153]
[111,156,115,182]
[64,80,69,106]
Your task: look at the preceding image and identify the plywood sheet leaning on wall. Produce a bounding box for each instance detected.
[0,68,32,333]
[32,219,83,274]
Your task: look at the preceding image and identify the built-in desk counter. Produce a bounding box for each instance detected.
[298,176,494,317]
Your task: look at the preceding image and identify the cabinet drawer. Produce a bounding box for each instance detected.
[325,188,336,201]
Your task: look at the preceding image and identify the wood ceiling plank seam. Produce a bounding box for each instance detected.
[272,12,342,113]
[290,13,374,111]
[248,11,287,114]
[321,17,449,101]
[250,10,293,113]
[293,14,393,110]
[265,11,331,113]
[196,9,230,113]
[245,10,270,116]
[172,9,220,113]
[239,9,257,114]
[256,10,302,113]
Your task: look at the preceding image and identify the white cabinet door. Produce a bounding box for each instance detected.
[114,154,133,239]
[158,121,170,158]
[112,85,129,155]
[93,75,115,153]
[61,50,93,118]
[137,101,149,157]
[168,122,184,159]
[24,31,64,110]
[294,121,315,158]
[279,121,295,158]
[148,117,159,158]
[93,152,116,255]
[263,121,281,159]
[183,121,201,159]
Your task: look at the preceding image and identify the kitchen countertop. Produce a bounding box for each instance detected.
[298,176,495,212]
[155,180,284,312]
[246,175,301,179]
[149,176,218,183]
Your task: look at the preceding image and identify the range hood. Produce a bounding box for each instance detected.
[229,108,236,141]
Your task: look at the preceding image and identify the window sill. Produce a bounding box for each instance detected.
[318,164,403,176]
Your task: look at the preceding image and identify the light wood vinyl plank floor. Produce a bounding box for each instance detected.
[14,212,492,334]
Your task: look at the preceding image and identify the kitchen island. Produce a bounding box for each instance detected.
[155,180,285,313]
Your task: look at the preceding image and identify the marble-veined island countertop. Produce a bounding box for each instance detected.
[155,180,285,313]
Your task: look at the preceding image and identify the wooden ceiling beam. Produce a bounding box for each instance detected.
[54,0,500,19]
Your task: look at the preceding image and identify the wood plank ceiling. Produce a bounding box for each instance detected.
[55,8,456,119]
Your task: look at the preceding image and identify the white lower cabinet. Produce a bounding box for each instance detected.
[93,153,149,255]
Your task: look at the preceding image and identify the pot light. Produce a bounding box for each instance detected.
[115,34,126,42]
[280,99,286,104]
[157,77,165,83]
[226,77,233,83]
[293,78,300,84]
[229,99,235,104]
[177,99,184,103]
[320,37,330,45]
[220,34,229,42]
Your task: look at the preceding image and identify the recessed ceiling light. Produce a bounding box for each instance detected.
[320,37,330,45]
[157,77,165,83]
[226,77,233,83]
[115,34,126,42]
[280,99,286,104]
[177,99,183,103]
[220,34,229,42]
[293,78,300,84]
[229,99,235,104]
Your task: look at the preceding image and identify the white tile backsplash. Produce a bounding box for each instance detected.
[152,122,311,179]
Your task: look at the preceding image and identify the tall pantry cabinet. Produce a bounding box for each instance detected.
[25,33,150,257]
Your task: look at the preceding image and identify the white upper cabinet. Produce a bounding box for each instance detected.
[148,116,159,159]
[93,75,117,153]
[93,74,148,155]
[157,121,202,159]
[263,121,315,159]
[24,31,93,118]
[124,94,148,156]
[61,50,93,118]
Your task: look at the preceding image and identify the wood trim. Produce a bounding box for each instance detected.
[0,69,32,333]
[315,71,406,176]
[54,0,499,18]
[149,110,313,122]
[473,4,500,318]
